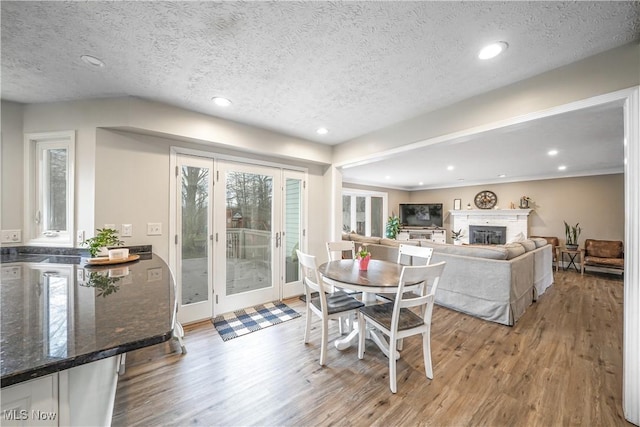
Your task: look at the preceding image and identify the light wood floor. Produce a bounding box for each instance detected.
[112,269,630,426]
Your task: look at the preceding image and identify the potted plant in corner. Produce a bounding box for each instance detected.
[385,214,400,239]
[451,229,464,245]
[564,221,581,250]
[82,228,125,258]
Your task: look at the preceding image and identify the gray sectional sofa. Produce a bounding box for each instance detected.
[343,233,554,326]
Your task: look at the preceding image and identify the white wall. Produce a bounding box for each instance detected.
[1,101,24,234]
[10,97,332,257]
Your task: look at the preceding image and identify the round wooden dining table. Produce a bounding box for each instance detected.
[318,259,422,354]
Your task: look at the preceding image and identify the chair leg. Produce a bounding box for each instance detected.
[423,329,433,379]
[389,335,397,393]
[304,306,312,344]
[397,338,404,351]
[357,312,366,359]
[338,315,345,335]
[319,317,328,366]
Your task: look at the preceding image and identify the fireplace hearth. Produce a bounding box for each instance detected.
[469,225,507,245]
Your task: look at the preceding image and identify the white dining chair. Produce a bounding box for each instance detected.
[326,240,355,261]
[358,261,446,393]
[397,244,433,266]
[326,240,359,334]
[377,245,433,303]
[297,250,364,366]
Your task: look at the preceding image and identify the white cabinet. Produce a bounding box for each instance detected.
[404,228,447,243]
[1,375,58,426]
[1,355,120,427]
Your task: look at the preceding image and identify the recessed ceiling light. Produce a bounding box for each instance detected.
[498,174,507,178]
[80,54,105,68]
[558,165,567,171]
[478,41,508,60]
[316,127,329,135]
[418,181,424,186]
[447,165,454,171]
[212,97,232,107]
[548,149,558,156]
[385,175,391,180]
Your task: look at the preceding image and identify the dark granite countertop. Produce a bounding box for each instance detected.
[1,248,175,387]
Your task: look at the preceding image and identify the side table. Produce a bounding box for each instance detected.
[556,247,584,273]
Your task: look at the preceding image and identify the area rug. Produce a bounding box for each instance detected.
[212,301,301,341]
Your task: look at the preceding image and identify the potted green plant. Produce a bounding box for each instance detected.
[356,245,371,270]
[564,221,581,250]
[385,214,400,239]
[451,229,464,245]
[82,228,124,258]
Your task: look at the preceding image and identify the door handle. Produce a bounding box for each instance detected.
[275,232,281,248]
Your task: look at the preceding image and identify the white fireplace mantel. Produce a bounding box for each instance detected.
[448,209,532,244]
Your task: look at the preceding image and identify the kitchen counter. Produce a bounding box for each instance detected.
[1,250,176,387]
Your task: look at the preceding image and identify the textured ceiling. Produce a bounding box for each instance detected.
[2,1,640,143]
[2,1,639,146]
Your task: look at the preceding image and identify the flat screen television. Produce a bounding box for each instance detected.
[399,203,443,228]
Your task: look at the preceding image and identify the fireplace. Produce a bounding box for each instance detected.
[469,225,507,245]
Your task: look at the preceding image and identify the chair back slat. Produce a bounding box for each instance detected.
[397,244,433,266]
[326,241,356,261]
[392,261,446,328]
[296,249,331,316]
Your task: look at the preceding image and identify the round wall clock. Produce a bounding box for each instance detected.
[474,190,498,209]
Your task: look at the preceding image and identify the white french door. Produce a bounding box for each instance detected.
[214,161,281,314]
[174,155,214,324]
[172,151,306,323]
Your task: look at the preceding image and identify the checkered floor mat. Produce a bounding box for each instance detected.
[212,301,301,341]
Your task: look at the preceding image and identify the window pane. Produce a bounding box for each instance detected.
[226,171,273,296]
[342,195,351,232]
[181,166,209,305]
[371,197,383,237]
[285,178,301,283]
[356,196,366,235]
[47,148,67,231]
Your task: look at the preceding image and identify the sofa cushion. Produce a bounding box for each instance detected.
[349,234,382,245]
[518,239,537,252]
[584,239,624,259]
[530,237,549,248]
[379,238,419,247]
[584,256,624,268]
[421,241,508,260]
[500,243,526,260]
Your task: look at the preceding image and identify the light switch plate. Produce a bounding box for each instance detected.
[121,224,133,237]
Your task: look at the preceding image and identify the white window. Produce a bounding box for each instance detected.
[342,189,387,237]
[25,131,75,246]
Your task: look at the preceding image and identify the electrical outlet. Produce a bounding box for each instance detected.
[121,224,133,237]
[147,267,162,282]
[1,230,22,243]
[1,266,21,280]
[76,268,85,283]
[147,223,162,236]
[76,230,85,243]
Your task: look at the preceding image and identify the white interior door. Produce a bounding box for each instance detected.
[174,155,214,324]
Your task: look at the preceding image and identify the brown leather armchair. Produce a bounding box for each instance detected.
[582,239,624,275]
